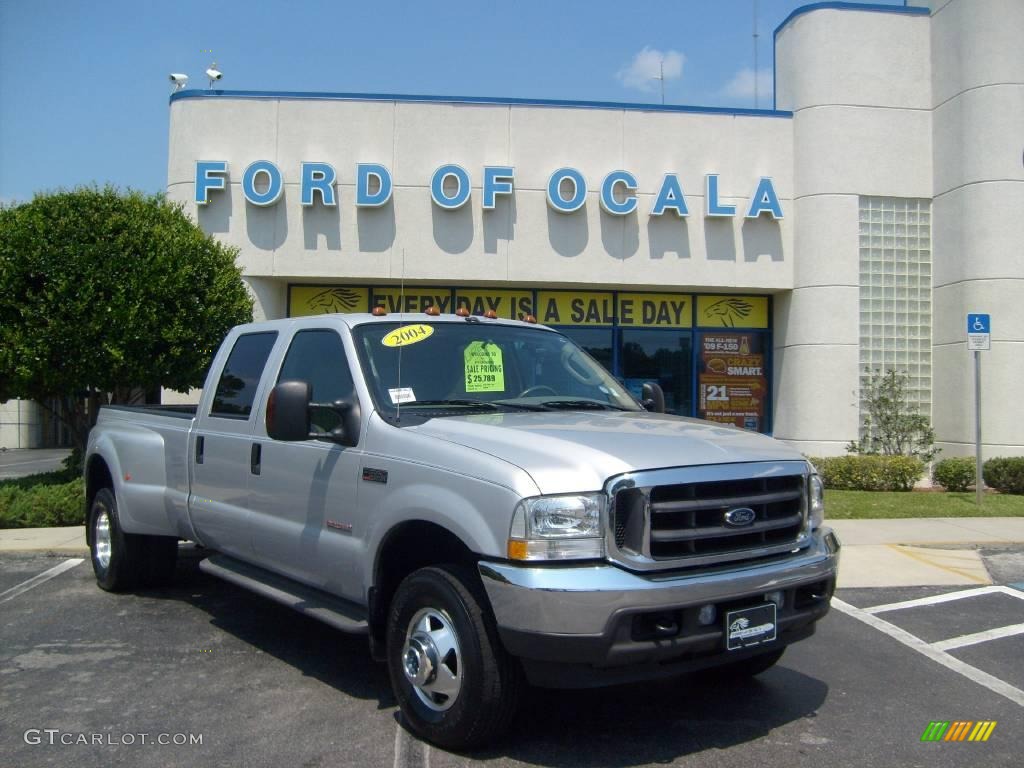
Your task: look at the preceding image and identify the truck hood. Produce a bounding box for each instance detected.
[409,411,806,495]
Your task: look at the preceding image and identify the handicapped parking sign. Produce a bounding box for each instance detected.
[967,313,991,350]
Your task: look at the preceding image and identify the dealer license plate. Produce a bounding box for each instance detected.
[725,604,777,651]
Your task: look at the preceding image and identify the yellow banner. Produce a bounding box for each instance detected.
[369,287,454,315]
[696,295,769,329]
[536,291,615,326]
[618,293,692,328]
[454,290,535,320]
[289,286,369,317]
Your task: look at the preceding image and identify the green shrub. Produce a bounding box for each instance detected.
[933,457,976,492]
[983,457,1024,495]
[0,476,85,528]
[809,455,924,492]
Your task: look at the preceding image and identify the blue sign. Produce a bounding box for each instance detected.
[194,160,784,220]
[967,314,990,334]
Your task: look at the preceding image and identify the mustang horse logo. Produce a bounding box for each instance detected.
[305,288,364,314]
[702,298,754,328]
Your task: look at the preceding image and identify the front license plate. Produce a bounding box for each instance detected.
[725,604,777,651]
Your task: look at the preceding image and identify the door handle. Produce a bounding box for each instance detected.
[195,435,205,465]
[250,443,262,476]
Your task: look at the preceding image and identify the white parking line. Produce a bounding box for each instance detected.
[0,558,84,604]
[932,623,1024,652]
[393,721,430,768]
[863,585,1024,614]
[831,598,1024,708]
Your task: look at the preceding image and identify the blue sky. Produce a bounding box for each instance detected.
[0,0,902,204]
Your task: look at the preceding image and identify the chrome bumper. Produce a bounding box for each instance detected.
[479,527,840,637]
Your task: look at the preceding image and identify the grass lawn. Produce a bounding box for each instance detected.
[825,489,1024,519]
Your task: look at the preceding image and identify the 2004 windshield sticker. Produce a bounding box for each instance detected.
[464,342,505,393]
[381,324,434,348]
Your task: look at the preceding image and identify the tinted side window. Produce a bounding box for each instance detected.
[277,330,355,433]
[210,332,278,419]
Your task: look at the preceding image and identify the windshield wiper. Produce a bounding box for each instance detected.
[539,399,630,411]
[403,399,545,412]
[405,399,500,409]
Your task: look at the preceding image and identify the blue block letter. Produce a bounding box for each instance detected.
[547,168,587,213]
[242,160,283,207]
[300,162,336,207]
[745,177,784,219]
[650,174,688,216]
[195,161,228,205]
[600,170,638,216]
[705,174,736,217]
[483,166,515,209]
[356,164,393,207]
[431,164,471,210]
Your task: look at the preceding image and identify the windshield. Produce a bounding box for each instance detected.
[352,320,642,420]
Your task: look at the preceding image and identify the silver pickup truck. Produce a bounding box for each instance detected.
[85,311,839,749]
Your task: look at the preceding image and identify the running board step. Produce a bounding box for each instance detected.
[200,555,368,635]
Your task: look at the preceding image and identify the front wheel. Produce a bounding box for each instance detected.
[386,565,522,750]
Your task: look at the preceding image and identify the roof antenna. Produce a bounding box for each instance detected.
[395,248,406,424]
[753,0,760,109]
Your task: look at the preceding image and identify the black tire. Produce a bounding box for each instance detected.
[386,565,523,751]
[88,488,178,591]
[715,647,785,678]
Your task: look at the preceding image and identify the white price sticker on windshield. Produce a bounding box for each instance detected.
[388,387,416,404]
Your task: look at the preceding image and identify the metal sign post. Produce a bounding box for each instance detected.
[967,314,991,505]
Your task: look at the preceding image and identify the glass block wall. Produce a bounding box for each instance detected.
[857,197,933,438]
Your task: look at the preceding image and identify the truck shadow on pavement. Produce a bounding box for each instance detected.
[148,549,828,763]
[471,666,828,765]
[142,547,396,709]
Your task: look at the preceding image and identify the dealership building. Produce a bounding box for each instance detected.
[4,0,1020,460]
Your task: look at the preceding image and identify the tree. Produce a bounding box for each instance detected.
[0,186,253,457]
[846,367,938,463]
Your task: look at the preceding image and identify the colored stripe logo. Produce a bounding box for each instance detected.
[921,721,997,742]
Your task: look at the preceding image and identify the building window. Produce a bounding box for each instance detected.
[857,196,932,438]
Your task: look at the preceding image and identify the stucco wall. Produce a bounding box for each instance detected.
[928,0,1024,459]
[774,5,932,457]
[167,98,794,293]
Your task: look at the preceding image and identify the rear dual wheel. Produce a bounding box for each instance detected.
[89,487,178,592]
[386,565,522,750]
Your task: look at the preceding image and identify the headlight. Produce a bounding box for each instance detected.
[507,493,605,561]
[809,473,825,530]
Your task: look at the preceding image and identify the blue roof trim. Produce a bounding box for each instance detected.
[775,2,929,39]
[169,89,794,118]
[772,2,930,109]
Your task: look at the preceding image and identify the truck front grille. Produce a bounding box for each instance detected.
[610,463,809,571]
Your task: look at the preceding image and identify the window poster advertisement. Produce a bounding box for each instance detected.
[698,332,767,431]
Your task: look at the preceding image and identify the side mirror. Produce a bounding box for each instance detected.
[266,380,312,441]
[641,382,666,414]
[313,396,361,448]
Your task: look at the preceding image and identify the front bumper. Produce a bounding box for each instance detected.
[478,527,840,687]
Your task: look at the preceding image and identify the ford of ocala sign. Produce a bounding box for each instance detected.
[194,161,784,220]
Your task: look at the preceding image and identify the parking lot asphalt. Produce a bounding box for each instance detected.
[0,448,71,479]
[2,547,1022,768]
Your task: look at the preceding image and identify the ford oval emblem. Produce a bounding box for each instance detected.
[724,507,756,527]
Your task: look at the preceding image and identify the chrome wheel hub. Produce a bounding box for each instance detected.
[402,608,462,712]
[94,510,112,569]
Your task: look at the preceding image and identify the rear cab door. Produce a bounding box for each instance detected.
[189,325,281,559]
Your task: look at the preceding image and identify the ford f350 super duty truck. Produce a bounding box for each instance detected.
[85,311,839,749]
